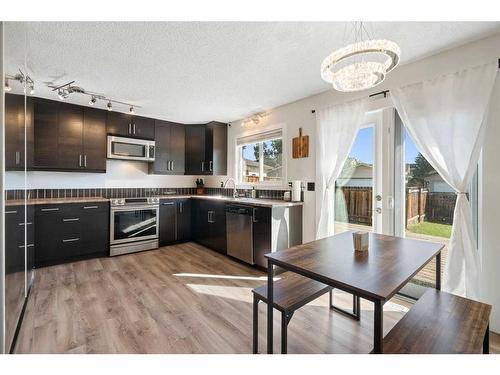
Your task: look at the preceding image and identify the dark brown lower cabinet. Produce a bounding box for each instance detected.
[252,206,272,268]
[176,199,192,242]
[159,200,177,245]
[159,199,192,245]
[192,199,226,254]
[35,202,109,267]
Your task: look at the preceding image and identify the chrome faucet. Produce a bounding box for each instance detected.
[222,178,238,198]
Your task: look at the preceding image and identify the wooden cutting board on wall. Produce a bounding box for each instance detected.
[292,127,309,158]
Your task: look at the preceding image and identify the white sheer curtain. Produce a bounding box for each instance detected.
[392,62,498,299]
[316,98,368,239]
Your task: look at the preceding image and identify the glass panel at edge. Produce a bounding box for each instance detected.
[335,127,374,234]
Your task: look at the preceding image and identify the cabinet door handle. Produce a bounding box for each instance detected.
[63,218,80,222]
[84,155,87,167]
[128,123,132,134]
[83,206,99,209]
[201,161,205,172]
[162,202,174,206]
[179,202,183,213]
[171,161,174,171]
[18,244,35,249]
[79,154,82,167]
[252,208,258,223]
[62,238,80,243]
[5,210,18,214]
[133,124,136,134]
[18,222,33,226]
[41,207,59,212]
[15,151,20,165]
[209,161,213,171]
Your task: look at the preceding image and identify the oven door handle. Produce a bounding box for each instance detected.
[111,205,159,212]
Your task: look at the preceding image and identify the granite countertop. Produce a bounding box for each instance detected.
[5,195,303,208]
[158,194,304,208]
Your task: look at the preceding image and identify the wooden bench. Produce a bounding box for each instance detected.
[252,273,361,354]
[383,289,491,354]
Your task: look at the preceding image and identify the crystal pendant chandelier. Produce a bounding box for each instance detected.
[321,22,400,92]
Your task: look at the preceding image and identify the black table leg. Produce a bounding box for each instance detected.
[436,252,441,291]
[281,311,288,354]
[253,294,259,354]
[484,324,490,354]
[267,260,274,354]
[374,299,383,354]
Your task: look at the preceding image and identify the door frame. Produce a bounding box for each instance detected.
[358,106,396,235]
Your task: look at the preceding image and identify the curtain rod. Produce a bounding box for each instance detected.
[311,58,500,114]
[311,89,388,114]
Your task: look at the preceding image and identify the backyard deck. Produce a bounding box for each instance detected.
[334,222,448,287]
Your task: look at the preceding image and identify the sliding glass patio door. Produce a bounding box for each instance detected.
[335,105,477,300]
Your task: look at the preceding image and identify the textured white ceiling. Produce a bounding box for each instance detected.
[4,22,500,123]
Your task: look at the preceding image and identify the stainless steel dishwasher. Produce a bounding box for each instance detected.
[226,205,254,264]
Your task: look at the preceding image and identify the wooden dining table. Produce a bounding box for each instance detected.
[264,231,445,354]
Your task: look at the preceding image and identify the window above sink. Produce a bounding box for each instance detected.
[235,127,285,187]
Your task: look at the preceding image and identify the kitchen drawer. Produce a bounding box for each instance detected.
[35,204,64,216]
[59,236,82,258]
[75,202,109,213]
[60,217,82,237]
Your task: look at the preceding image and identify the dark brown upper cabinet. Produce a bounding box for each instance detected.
[83,107,107,171]
[149,120,185,175]
[33,98,107,172]
[5,93,27,171]
[57,102,84,170]
[34,98,59,169]
[106,111,154,140]
[184,122,227,175]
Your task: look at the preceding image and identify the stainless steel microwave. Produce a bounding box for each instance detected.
[107,136,155,162]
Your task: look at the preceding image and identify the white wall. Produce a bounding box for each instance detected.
[5,160,203,189]
[226,32,500,331]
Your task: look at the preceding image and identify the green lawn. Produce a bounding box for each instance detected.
[407,221,452,238]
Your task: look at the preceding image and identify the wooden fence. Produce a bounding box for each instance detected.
[425,192,457,224]
[336,186,455,226]
[336,186,373,225]
[406,188,428,226]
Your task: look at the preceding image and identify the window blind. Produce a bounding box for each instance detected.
[236,128,283,146]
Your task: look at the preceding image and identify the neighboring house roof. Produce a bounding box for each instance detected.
[243,158,278,177]
[338,158,373,179]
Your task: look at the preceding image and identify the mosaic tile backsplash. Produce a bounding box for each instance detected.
[5,187,288,201]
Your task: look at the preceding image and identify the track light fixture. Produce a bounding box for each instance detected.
[58,89,69,100]
[5,69,34,95]
[4,79,11,92]
[48,80,140,114]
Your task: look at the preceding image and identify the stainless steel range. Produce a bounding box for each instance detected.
[110,197,160,256]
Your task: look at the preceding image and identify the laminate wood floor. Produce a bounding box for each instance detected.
[14,242,500,354]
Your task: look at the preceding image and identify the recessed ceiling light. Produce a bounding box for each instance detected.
[129,106,135,115]
[107,101,113,111]
[89,96,97,105]
[4,79,12,92]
